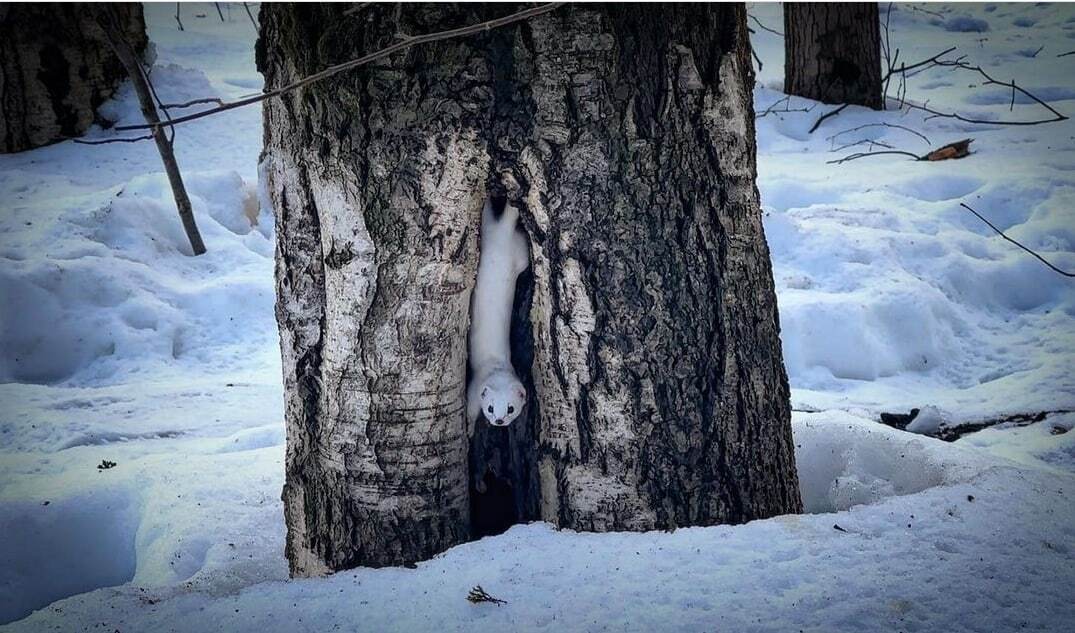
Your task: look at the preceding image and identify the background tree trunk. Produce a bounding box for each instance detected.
[784,3,882,109]
[0,3,148,153]
[260,3,801,576]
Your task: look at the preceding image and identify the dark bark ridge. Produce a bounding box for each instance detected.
[259,3,802,576]
[784,3,882,110]
[0,3,148,153]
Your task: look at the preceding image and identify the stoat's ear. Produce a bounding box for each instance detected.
[481,387,488,398]
[517,388,526,401]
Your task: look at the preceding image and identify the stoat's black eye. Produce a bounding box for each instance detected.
[507,406,514,414]
[487,405,494,414]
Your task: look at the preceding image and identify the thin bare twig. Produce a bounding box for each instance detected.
[116,3,564,133]
[160,97,226,109]
[831,138,895,153]
[1057,50,1075,58]
[174,2,184,31]
[242,3,257,29]
[959,203,1075,278]
[908,5,945,20]
[72,134,155,145]
[881,47,957,84]
[827,122,931,148]
[827,150,923,165]
[750,44,763,72]
[96,6,206,255]
[747,13,783,37]
[808,103,848,134]
[754,95,814,120]
[888,58,1068,126]
[214,3,225,22]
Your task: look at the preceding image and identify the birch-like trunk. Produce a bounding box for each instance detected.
[259,3,801,576]
[784,3,883,110]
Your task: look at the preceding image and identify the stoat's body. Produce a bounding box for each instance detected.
[467,198,529,431]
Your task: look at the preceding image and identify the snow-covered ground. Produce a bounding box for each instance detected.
[2,3,1074,631]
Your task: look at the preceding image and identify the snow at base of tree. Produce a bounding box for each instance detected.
[1,2,1073,631]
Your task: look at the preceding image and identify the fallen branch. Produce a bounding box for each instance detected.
[467,586,507,606]
[923,138,972,161]
[808,103,848,133]
[879,408,1075,441]
[827,149,923,164]
[826,122,931,149]
[96,6,206,255]
[73,134,155,145]
[115,3,564,133]
[881,46,957,84]
[830,138,895,153]
[959,203,1075,278]
[755,95,814,120]
[830,138,971,164]
[893,58,1068,126]
[159,97,226,110]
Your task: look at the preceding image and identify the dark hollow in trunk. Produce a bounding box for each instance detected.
[784,3,882,110]
[258,2,802,577]
[0,3,148,153]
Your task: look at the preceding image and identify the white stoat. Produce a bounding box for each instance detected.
[467,197,530,431]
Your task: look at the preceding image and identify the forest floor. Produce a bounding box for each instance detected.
[1,3,1074,632]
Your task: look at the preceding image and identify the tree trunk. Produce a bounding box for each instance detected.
[0,3,148,153]
[784,3,882,110]
[259,2,801,577]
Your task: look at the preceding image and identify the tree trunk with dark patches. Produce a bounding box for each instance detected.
[0,3,148,153]
[259,2,801,577]
[784,3,882,109]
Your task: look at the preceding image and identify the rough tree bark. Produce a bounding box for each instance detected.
[0,3,148,153]
[259,3,801,576]
[784,3,882,109]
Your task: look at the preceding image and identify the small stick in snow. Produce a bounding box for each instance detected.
[174,2,184,31]
[959,203,1075,278]
[467,586,507,605]
[808,103,849,134]
[242,3,258,29]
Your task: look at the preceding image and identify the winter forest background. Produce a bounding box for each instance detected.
[1,2,1074,631]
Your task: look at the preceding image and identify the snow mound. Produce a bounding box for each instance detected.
[0,170,273,386]
[938,16,990,32]
[793,411,982,513]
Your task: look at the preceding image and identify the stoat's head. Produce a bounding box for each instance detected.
[479,373,526,427]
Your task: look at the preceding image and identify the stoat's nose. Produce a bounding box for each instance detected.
[495,418,504,425]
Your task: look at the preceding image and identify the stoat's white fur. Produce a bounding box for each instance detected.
[467,198,529,432]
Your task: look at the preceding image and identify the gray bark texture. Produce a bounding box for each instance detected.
[784,3,882,110]
[258,2,802,577]
[0,3,148,153]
